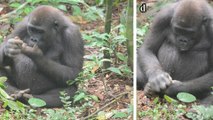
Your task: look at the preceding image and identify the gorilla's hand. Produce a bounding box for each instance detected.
[147,71,173,93]
[165,80,183,97]
[4,37,23,57]
[10,88,31,100]
[144,82,158,97]
[21,43,43,57]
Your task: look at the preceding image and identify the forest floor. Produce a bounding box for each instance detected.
[77,3,133,119]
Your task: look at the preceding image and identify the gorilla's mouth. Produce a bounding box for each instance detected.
[27,41,37,47]
[178,45,190,51]
[177,40,191,51]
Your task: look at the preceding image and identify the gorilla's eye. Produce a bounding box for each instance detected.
[174,27,195,35]
[202,17,208,24]
[28,26,44,34]
[173,27,181,35]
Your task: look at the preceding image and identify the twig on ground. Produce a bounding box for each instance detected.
[81,91,130,120]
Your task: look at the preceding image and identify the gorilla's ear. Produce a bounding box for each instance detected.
[54,21,59,29]
[202,17,210,26]
[170,18,174,25]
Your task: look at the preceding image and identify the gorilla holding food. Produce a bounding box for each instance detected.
[0,5,84,107]
[137,0,213,104]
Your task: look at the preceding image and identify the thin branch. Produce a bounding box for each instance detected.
[81,92,130,120]
[0,2,28,20]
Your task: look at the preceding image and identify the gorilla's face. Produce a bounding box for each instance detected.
[27,17,59,51]
[171,18,203,51]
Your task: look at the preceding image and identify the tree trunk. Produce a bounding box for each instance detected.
[126,0,133,70]
[103,0,113,69]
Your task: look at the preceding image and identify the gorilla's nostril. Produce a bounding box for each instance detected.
[31,38,38,42]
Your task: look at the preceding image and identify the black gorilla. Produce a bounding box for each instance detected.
[137,0,213,104]
[0,5,84,107]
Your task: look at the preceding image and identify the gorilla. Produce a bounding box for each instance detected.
[0,5,84,107]
[137,0,213,104]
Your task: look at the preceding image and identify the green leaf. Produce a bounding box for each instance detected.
[113,112,128,118]
[0,83,5,89]
[119,65,132,75]
[113,35,126,41]
[164,95,178,103]
[138,23,149,37]
[5,100,19,110]
[107,67,123,75]
[16,101,26,108]
[28,98,46,108]
[0,88,10,99]
[0,35,3,43]
[10,2,21,8]
[26,0,33,2]
[116,52,126,61]
[186,105,213,120]
[72,5,82,16]
[24,7,33,14]
[73,92,85,103]
[89,95,99,102]
[177,92,196,103]
[57,5,67,11]
[100,59,111,62]
[153,97,159,104]
[0,77,7,88]
[0,76,7,83]
[96,0,104,6]
[97,111,106,119]
[127,104,133,114]
[32,0,44,4]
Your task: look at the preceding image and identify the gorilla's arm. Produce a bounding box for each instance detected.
[31,56,80,86]
[0,17,28,66]
[165,71,213,98]
[138,5,175,92]
[0,43,11,66]
[139,6,173,75]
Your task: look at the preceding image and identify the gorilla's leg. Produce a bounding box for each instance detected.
[200,95,213,105]
[5,82,21,95]
[34,86,77,108]
[0,69,20,95]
